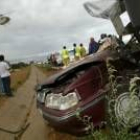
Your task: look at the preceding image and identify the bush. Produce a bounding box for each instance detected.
[11,62,29,69]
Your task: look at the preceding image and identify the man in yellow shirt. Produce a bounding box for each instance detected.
[80,43,86,57]
[61,46,70,67]
[75,45,81,61]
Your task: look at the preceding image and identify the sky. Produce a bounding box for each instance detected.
[0,0,117,62]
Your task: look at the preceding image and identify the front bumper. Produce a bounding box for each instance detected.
[37,94,106,136]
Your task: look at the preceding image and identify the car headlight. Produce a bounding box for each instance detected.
[37,89,49,103]
[37,92,46,103]
[45,92,79,110]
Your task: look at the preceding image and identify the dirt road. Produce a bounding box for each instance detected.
[0,66,76,140]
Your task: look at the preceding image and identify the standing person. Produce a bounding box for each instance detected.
[97,34,111,52]
[98,34,107,46]
[0,78,4,95]
[61,46,70,67]
[0,55,12,96]
[80,43,86,57]
[88,37,99,54]
[73,43,76,57]
[75,45,81,61]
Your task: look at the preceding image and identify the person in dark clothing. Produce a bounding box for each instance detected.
[0,77,4,94]
[73,43,76,56]
[88,37,99,54]
[98,34,107,46]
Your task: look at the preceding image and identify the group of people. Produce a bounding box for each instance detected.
[0,55,12,97]
[61,34,122,67]
[61,43,87,67]
[61,37,99,67]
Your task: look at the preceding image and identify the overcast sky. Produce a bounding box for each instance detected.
[0,0,117,61]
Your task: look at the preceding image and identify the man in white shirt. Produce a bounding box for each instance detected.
[0,55,12,96]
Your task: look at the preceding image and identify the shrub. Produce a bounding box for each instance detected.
[11,62,29,69]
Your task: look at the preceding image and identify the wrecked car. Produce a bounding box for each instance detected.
[36,0,140,135]
[36,50,111,135]
[36,47,140,135]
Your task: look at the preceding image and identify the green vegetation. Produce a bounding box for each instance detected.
[11,62,29,69]
[36,63,61,77]
[43,64,54,71]
[37,63,54,71]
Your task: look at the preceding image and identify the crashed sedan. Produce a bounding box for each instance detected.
[35,48,140,135]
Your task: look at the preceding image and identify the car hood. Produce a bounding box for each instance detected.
[36,49,117,91]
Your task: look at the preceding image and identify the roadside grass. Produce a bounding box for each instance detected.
[10,66,31,91]
[36,64,61,76]
[0,66,31,108]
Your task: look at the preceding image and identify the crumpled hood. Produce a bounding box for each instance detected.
[37,49,116,91]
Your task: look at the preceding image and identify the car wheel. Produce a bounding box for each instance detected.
[115,92,140,128]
